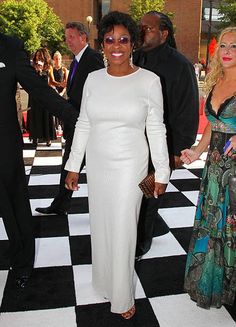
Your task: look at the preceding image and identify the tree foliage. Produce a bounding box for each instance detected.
[0,0,65,55]
[218,0,236,28]
[129,0,166,22]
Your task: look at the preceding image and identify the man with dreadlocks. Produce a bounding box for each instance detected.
[134,11,199,257]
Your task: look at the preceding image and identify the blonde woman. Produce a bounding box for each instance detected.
[52,51,68,97]
[181,27,236,309]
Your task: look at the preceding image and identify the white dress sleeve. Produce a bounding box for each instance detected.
[64,78,90,173]
[146,76,170,184]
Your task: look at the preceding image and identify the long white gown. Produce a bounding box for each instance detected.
[65,68,170,313]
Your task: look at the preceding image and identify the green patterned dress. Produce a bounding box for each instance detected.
[184,91,236,309]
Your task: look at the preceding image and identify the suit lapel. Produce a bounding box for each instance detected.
[67,47,90,93]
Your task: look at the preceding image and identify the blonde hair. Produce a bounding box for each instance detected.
[53,51,62,59]
[204,26,236,95]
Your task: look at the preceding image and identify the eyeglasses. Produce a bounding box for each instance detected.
[219,43,236,51]
[104,36,130,45]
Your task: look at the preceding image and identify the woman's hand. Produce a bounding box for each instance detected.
[224,135,236,157]
[60,80,67,88]
[180,148,200,164]
[154,182,167,198]
[65,171,79,191]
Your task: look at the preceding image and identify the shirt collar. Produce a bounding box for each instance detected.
[75,44,88,63]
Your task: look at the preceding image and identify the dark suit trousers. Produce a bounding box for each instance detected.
[50,133,73,211]
[51,131,85,211]
[136,196,170,257]
[0,158,35,277]
[136,157,171,256]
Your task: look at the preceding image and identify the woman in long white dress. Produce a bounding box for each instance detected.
[65,11,170,319]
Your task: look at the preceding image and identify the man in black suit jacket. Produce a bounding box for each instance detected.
[0,32,79,288]
[36,22,104,215]
[134,12,199,257]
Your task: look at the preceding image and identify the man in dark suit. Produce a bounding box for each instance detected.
[0,32,79,288]
[36,22,104,215]
[134,12,199,257]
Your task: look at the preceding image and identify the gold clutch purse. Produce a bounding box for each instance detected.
[138,171,155,198]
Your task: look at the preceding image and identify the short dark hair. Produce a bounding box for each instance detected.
[98,11,139,47]
[146,11,177,49]
[65,22,88,41]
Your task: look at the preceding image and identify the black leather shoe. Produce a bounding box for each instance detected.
[16,275,30,289]
[35,206,67,215]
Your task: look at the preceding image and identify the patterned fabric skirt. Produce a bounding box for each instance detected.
[184,131,236,308]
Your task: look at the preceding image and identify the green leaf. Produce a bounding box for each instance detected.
[0,0,65,54]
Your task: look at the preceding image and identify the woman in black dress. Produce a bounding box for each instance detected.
[52,51,68,97]
[27,48,57,146]
[51,51,68,130]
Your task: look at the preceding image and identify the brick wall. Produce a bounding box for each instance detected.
[164,0,202,63]
[46,0,92,25]
[45,0,202,63]
[0,0,202,61]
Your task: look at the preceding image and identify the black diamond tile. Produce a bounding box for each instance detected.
[75,298,160,327]
[70,235,91,265]
[188,168,203,178]
[23,157,34,166]
[28,185,59,199]
[170,179,201,192]
[30,165,62,174]
[34,215,69,238]
[0,240,10,270]
[0,266,76,312]
[35,150,62,157]
[135,255,187,298]
[170,227,193,253]
[159,192,194,208]
[69,197,89,214]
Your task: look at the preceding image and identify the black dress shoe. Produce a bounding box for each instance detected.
[16,275,30,289]
[35,206,67,215]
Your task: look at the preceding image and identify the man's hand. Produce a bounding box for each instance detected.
[174,155,184,169]
[65,171,79,191]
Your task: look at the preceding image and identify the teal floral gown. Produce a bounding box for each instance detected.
[184,91,236,309]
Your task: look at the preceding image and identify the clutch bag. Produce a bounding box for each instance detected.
[138,171,155,198]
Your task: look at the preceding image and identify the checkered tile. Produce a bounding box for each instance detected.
[0,136,235,327]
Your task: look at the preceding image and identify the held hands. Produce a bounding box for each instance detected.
[180,148,200,165]
[174,156,184,169]
[65,172,80,191]
[154,182,167,199]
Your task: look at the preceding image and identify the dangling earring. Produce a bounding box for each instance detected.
[129,51,134,69]
[102,51,109,68]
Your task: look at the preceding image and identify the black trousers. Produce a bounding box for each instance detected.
[0,159,35,277]
[136,194,169,257]
[50,134,73,211]
[51,132,85,211]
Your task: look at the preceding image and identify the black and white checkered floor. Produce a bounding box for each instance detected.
[0,135,235,327]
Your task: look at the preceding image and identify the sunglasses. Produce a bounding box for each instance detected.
[104,36,130,45]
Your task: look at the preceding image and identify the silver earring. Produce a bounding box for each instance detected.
[129,53,134,69]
